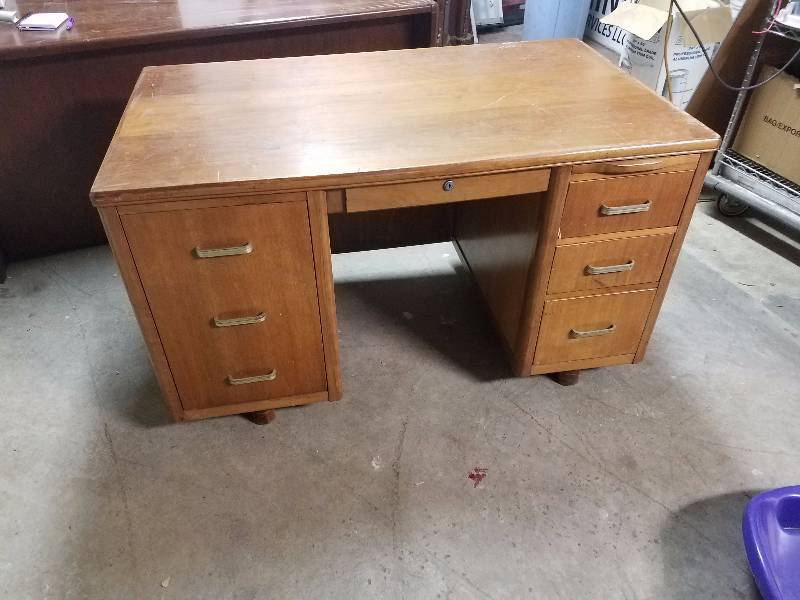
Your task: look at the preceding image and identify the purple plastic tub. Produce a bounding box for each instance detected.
[743,486,800,600]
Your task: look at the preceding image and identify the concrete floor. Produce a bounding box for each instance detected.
[1,200,799,599]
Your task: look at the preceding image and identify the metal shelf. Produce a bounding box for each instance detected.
[706,0,800,230]
[767,20,800,43]
[707,153,800,229]
[717,151,800,214]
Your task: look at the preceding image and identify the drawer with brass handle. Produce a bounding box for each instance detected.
[584,261,634,275]
[226,370,277,386]
[121,200,327,411]
[599,201,651,216]
[193,242,253,259]
[212,312,267,328]
[548,233,673,294]
[560,170,695,238]
[534,288,656,366]
[569,324,616,338]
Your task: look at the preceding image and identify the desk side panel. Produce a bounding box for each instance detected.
[98,207,185,421]
[452,191,545,361]
[308,192,343,401]
[514,167,573,375]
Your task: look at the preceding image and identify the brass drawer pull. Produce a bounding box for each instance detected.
[585,260,635,276]
[213,312,266,328]
[599,160,664,174]
[600,200,651,216]
[569,324,616,339]
[193,242,253,259]
[226,370,277,385]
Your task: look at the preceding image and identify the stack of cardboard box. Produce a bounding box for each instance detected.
[734,66,800,186]
[586,0,733,110]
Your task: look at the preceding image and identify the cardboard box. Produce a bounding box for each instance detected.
[601,0,732,109]
[584,0,638,55]
[733,66,800,186]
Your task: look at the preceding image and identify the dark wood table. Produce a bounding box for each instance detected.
[0,0,438,272]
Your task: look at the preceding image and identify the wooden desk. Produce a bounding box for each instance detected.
[0,0,437,267]
[91,40,718,422]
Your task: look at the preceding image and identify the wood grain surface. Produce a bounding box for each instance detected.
[547,233,673,295]
[98,206,185,420]
[91,40,719,204]
[307,191,343,401]
[531,353,636,376]
[514,166,572,376]
[453,191,544,354]
[569,154,700,181]
[534,288,656,366]
[87,40,722,409]
[559,170,696,238]
[121,200,327,411]
[345,169,550,212]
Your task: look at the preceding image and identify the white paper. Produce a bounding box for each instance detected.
[602,2,667,40]
[17,12,69,30]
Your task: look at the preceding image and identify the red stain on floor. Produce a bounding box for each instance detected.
[467,467,488,488]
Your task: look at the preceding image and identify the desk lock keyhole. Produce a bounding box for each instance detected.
[442,179,455,192]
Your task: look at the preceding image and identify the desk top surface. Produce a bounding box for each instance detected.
[0,0,433,60]
[92,40,719,204]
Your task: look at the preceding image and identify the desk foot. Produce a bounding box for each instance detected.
[552,370,581,386]
[244,409,277,425]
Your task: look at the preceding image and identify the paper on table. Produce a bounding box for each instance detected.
[17,12,69,30]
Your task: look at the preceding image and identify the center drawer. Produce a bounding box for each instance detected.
[121,199,327,411]
[345,169,551,212]
[560,170,695,238]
